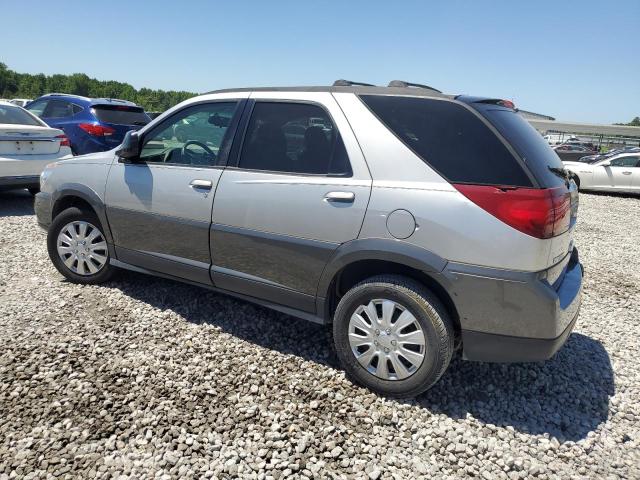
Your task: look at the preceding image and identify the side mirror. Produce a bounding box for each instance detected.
[116,131,140,162]
[601,160,611,167]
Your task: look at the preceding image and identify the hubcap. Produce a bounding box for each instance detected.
[348,299,426,380]
[56,221,108,276]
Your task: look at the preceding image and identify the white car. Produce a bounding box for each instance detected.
[564,152,640,193]
[0,101,73,194]
[9,99,32,108]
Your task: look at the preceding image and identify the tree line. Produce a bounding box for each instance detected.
[0,63,196,112]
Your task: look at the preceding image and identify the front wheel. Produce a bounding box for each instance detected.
[47,207,116,284]
[332,275,454,398]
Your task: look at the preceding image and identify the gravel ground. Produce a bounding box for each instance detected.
[0,189,638,480]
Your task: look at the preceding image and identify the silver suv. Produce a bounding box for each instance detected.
[35,80,583,397]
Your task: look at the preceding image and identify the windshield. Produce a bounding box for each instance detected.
[475,105,566,188]
[92,105,151,126]
[0,104,42,126]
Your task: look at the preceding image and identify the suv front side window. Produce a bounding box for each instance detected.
[25,99,49,117]
[238,102,351,176]
[139,102,238,167]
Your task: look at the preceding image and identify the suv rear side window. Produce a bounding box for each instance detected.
[238,102,352,176]
[474,105,567,188]
[92,105,150,126]
[44,100,74,118]
[360,95,532,187]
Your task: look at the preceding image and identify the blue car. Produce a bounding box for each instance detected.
[25,94,151,155]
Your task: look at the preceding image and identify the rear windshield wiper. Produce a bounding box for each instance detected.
[548,166,571,181]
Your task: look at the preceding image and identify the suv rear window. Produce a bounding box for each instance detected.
[473,105,567,188]
[360,95,533,187]
[92,105,150,126]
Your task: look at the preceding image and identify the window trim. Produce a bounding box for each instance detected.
[227,99,353,178]
[134,99,246,170]
[357,94,539,188]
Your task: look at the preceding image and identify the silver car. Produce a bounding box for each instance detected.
[35,80,583,397]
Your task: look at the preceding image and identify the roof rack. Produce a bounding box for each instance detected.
[387,80,442,94]
[333,79,375,87]
[43,92,82,97]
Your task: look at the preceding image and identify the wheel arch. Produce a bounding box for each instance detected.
[317,239,461,338]
[51,184,113,244]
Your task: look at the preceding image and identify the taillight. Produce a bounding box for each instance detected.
[78,123,115,136]
[55,134,70,147]
[454,184,571,239]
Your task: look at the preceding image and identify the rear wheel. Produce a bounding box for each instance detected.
[332,275,454,398]
[47,207,115,284]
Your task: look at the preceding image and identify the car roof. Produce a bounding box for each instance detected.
[0,100,23,107]
[38,93,139,107]
[203,85,455,100]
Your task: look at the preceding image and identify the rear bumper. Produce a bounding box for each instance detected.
[0,175,40,190]
[34,191,53,230]
[443,248,583,362]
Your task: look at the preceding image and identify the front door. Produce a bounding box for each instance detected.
[594,155,639,191]
[105,100,244,284]
[211,94,372,313]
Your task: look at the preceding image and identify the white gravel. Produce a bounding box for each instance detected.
[0,189,639,479]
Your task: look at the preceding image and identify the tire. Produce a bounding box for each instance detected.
[28,187,40,196]
[47,206,116,284]
[333,275,454,398]
[571,173,581,190]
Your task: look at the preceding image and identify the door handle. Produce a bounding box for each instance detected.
[622,171,632,175]
[190,179,213,190]
[324,191,355,203]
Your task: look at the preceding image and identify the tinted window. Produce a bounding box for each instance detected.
[44,100,74,118]
[610,156,640,167]
[361,95,531,186]
[72,104,84,115]
[93,105,150,126]
[26,99,49,117]
[0,104,42,126]
[238,102,351,176]
[476,106,567,188]
[139,102,238,167]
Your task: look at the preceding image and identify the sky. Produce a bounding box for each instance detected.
[1,0,638,124]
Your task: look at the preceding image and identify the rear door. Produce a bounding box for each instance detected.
[41,99,76,131]
[105,99,244,284]
[211,92,371,313]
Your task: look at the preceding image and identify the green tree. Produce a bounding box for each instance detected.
[0,62,196,111]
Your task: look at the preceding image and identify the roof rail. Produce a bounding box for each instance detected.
[43,92,80,97]
[333,79,375,87]
[388,80,442,93]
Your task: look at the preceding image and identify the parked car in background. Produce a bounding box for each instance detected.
[25,94,151,155]
[553,144,597,162]
[543,133,578,145]
[577,147,640,164]
[9,99,32,107]
[35,81,582,397]
[564,152,640,193]
[0,101,72,194]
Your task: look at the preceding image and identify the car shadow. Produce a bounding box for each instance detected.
[0,189,35,217]
[105,270,613,443]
